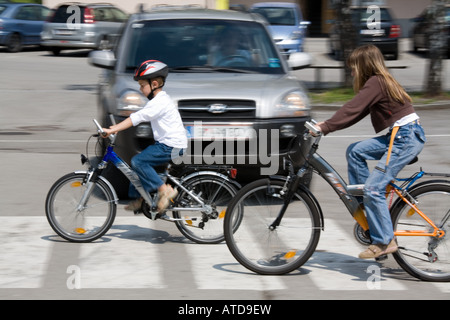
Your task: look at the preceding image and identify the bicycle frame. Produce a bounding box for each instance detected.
[100,144,219,221]
[299,128,446,240]
[388,177,447,239]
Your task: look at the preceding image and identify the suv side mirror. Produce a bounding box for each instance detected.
[88,50,116,69]
[288,52,312,70]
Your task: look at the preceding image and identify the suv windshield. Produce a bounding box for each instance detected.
[124,19,284,74]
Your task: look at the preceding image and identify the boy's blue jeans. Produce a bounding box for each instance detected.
[128,142,183,199]
[346,122,426,245]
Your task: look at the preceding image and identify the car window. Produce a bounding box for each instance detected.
[0,5,7,16]
[15,6,40,20]
[38,7,51,21]
[52,5,79,23]
[51,5,91,23]
[124,19,283,74]
[251,7,297,26]
[94,8,114,22]
[110,8,128,22]
[353,8,392,23]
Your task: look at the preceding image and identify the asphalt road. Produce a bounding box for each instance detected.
[0,42,449,302]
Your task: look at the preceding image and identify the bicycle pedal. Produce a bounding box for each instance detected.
[375,254,388,262]
[155,212,170,220]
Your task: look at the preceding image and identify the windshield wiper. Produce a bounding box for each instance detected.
[170,65,257,74]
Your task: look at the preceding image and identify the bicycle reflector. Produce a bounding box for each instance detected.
[71,181,82,187]
[230,168,237,179]
[407,208,416,217]
[284,250,297,259]
[184,216,193,225]
[75,228,86,234]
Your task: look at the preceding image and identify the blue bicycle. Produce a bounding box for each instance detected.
[45,118,240,244]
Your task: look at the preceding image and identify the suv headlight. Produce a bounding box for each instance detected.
[273,90,310,117]
[117,90,147,116]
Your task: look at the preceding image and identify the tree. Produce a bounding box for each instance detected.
[425,0,447,97]
[335,0,358,87]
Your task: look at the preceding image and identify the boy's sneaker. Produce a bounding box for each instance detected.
[157,186,178,212]
[359,239,398,259]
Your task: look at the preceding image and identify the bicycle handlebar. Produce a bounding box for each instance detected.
[93,119,107,137]
[93,118,116,142]
[305,120,322,137]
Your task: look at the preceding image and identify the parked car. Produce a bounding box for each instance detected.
[0,2,50,52]
[250,2,310,56]
[329,6,400,60]
[411,4,450,57]
[41,2,127,55]
[88,6,311,198]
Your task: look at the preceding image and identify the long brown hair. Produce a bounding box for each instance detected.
[347,45,411,104]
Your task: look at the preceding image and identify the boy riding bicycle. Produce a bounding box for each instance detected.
[102,60,188,212]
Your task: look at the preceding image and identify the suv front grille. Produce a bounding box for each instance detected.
[178,99,256,119]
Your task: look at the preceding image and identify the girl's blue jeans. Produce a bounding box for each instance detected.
[128,142,183,199]
[346,122,426,245]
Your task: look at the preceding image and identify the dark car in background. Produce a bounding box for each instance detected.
[329,6,400,60]
[41,2,127,55]
[0,2,50,52]
[88,6,312,197]
[411,4,450,58]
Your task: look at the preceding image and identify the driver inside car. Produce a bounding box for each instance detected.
[208,28,256,66]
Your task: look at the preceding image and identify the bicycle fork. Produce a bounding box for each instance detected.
[268,174,303,230]
[75,169,101,212]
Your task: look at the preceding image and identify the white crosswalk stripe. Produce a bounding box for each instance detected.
[304,219,407,291]
[0,217,52,288]
[1,216,449,293]
[186,243,287,291]
[78,219,166,289]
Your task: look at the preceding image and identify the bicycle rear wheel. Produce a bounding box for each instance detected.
[45,172,116,242]
[224,179,321,275]
[391,182,450,281]
[172,175,239,244]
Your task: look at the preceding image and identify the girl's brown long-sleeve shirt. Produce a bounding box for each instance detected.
[319,76,415,135]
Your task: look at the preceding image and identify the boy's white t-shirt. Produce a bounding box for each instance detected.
[129,91,188,149]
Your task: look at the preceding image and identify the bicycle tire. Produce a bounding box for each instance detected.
[224,178,321,275]
[45,172,117,242]
[391,181,450,281]
[172,174,239,244]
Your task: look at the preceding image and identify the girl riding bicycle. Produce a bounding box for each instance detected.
[102,60,188,212]
[312,45,426,259]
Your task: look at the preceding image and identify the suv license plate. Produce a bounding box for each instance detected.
[186,124,255,141]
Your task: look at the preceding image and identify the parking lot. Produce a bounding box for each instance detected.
[1,39,450,300]
[296,37,450,93]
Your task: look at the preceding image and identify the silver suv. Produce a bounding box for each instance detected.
[41,2,127,55]
[89,6,311,196]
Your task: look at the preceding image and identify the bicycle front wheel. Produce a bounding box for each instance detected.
[224,179,322,275]
[172,174,239,244]
[391,182,450,281]
[45,172,117,242]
